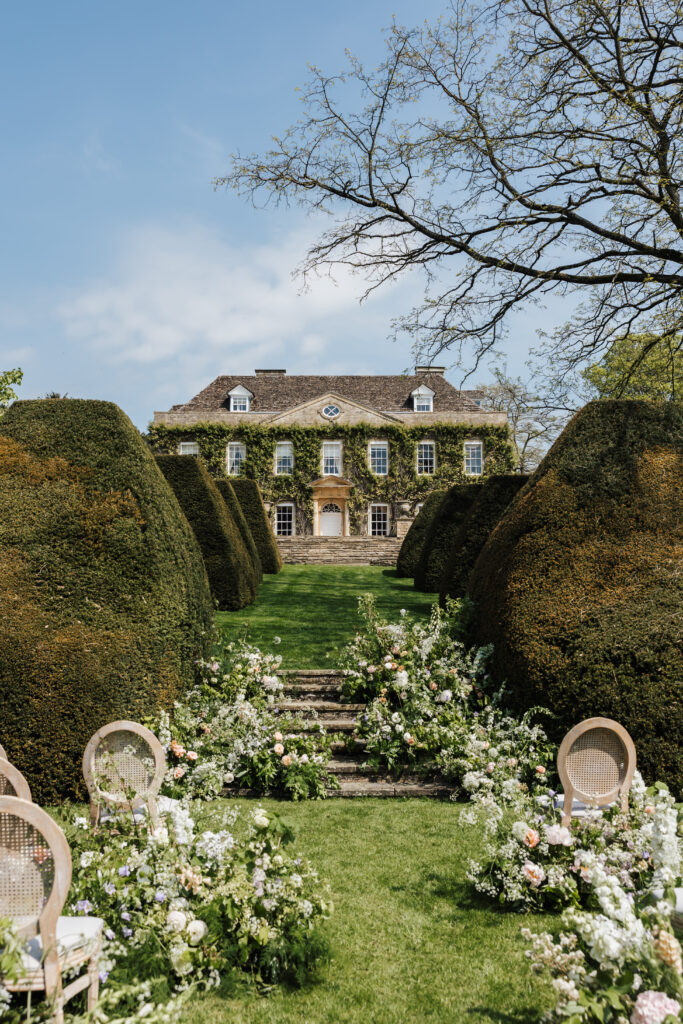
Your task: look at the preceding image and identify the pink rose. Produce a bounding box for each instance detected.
[486,762,495,774]
[522,861,545,887]
[430,682,438,691]
[186,751,198,761]
[273,743,284,756]
[524,829,540,849]
[274,731,283,742]
[535,765,546,775]
[173,766,186,780]
[630,991,680,1024]
[281,755,292,767]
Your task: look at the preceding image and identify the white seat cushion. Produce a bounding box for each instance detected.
[22,917,103,970]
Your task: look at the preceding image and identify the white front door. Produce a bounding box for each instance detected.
[320,503,343,536]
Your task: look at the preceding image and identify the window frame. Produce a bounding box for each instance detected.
[416,440,436,476]
[411,385,435,412]
[178,441,200,456]
[275,440,294,476]
[228,385,252,413]
[322,440,343,477]
[368,440,389,476]
[464,440,484,476]
[368,503,390,537]
[275,502,295,537]
[226,441,247,476]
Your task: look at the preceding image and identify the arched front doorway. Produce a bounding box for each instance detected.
[320,502,343,536]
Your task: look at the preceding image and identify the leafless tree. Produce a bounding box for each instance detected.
[223,0,683,382]
[476,368,568,471]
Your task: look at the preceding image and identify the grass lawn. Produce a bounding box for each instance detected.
[187,798,553,1024]
[216,565,437,668]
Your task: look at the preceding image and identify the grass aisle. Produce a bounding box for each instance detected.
[190,799,553,1024]
[216,565,436,668]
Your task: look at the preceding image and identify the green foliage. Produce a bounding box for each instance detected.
[581,333,683,401]
[0,399,213,803]
[414,483,483,592]
[147,421,515,532]
[0,368,23,412]
[439,474,529,605]
[156,456,259,610]
[215,477,263,582]
[229,477,283,574]
[395,489,445,578]
[468,400,683,794]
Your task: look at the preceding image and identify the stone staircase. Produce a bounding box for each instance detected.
[277,670,450,798]
[277,536,401,566]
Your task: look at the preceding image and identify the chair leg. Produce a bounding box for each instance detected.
[147,795,160,830]
[89,800,99,829]
[88,954,100,1010]
[561,786,574,827]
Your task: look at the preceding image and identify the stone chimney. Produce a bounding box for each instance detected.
[255,368,287,375]
[414,365,446,375]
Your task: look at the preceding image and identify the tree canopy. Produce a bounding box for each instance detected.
[581,333,683,400]
[226,0,683,382]
[475,369,567,471]
[0,368,23,412]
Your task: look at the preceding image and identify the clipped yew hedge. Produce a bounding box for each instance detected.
[396,491,446,578]
[215,478,262,582]
[230,477,283,574]
[0,399,213,802]
[156,456,259,610]
[414,483,483,592]
[439,474,529,605]
[469,400,683,793]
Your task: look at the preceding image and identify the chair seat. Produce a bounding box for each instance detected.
[22,916,103,971]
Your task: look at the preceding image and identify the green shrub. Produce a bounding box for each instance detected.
[439,474,529,605]
[0,399,214,802]
[215,478,263,582]
[468,400,683,794]
[414,484,483,592]
[156,456,259,610]
[229,477,283,574]
[396,491,445,578]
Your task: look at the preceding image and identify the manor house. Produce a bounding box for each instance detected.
[151,368,511,548]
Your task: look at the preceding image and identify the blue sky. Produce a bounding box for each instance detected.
[1,1,547,429]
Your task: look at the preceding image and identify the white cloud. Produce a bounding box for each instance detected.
[56,221,419,412]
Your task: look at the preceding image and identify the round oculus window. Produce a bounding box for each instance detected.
[322,404,341,419]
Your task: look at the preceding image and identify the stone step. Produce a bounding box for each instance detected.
[275,700,363,713]
[331,738,366,752]
[277,537,401,566]
[328,780,451,799]
[297,717,357,733]
[282,682,344,696]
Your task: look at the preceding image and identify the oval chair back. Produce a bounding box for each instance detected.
[0,742,7,760]
[82,721,166,828]
[557,717,636,825]
[0,758,32,801]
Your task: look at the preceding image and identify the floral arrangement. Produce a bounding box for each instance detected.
[152,641,338,801]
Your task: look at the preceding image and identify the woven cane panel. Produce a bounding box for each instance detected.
[0,775,17,797]
[94,730,155,799]
[0,814,54,929]
[566,728,626,796]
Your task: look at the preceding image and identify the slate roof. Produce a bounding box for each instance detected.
[172,373,484,414]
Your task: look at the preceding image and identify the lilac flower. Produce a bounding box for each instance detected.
[122,927,133,938]
[121,911,131,922]
[154,890,167,903]
[103,882,116,896]
[98,971,109,984]
[118,866,131,877]
[104,928,115,941]
[75,899,92,914]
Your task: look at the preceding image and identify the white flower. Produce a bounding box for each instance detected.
[166,910,187,933]
[438,689,452,703]
[300,754,309,764]
[253,810,269,829]
[187,919,208,946]
[545,825,573,847]
[224,771,234,784]
[522,861,546,887]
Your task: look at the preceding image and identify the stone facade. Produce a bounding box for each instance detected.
[151,367,512,540]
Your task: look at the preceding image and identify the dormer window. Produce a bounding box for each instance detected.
[411,385,434,412]
[228,385,253,412]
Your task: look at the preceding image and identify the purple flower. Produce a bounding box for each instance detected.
[154,890,166,903]
[122,927,133,939]
[104,928,115,941]
[121,911,131,922]
[75,899,92,914]
[118,866,131,877]
[99,971,109,984]
[103,882,116,896]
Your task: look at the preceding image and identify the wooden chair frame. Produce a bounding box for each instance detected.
[557,717,636,826]
[0,742,7,759]
[0,795,101,1023]
[0,757,32,801]
[82,720,166,828]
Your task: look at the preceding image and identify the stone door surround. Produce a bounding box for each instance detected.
[310,476,353,536]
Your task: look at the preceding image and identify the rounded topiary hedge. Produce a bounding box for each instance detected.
[215,478,262,582]
[0,399,214,802]
[468,400,683,794]
[414,483,483,592]
[439,474,529,606]
[156,456,259,610]
[229,477,283,574]
[396,491,445,578]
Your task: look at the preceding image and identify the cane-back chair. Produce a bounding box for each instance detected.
[0,742,7,759]
[0,796,102,1023]
[0,758,32,801]
[82,721,166,828]
[557,718,636,826]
